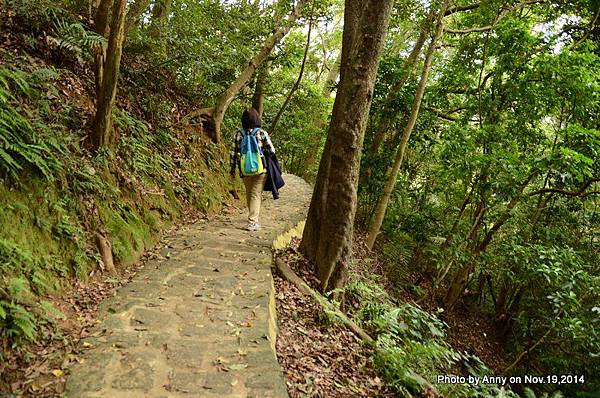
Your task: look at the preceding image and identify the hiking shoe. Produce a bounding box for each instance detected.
[246,222,260,231]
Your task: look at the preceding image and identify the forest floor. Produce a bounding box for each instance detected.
[274,242,393,398]
[274,232,510,397]
[364,235,510,373]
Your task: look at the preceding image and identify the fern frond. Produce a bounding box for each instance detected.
[51,20,107,60]
[9,303,37,340]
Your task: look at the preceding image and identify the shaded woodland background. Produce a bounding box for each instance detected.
[0,0,598,396]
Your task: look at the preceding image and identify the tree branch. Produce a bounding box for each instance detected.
[444,0,543,34]
[444,25,495,34]
[572,6,600,48]
[425,106,469,121]
[270,0,315,134]
[444,2,481,16]
[528,178,600,197]
[503,308,563,373]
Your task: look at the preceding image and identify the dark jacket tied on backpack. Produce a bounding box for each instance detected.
[264,153,284,199]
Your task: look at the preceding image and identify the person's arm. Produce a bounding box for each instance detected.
[262,130,276,155]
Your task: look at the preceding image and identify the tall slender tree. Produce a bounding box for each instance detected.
[149,0,172,45]
[125,0,153,33]
[322,51,341,97]
[93,0,112,97]
[270,7,314,134]
[299,0,394,292]
[252,63,270,119]
[366,2,447,250]
[91,0,128,149]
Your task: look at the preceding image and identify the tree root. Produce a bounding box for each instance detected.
[274,257,442,398]
[95,232,117,275]
[275,257,375,344]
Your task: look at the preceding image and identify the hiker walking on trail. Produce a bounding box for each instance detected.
[230,108,276,231]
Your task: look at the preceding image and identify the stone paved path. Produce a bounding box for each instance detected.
[66,174,311,397]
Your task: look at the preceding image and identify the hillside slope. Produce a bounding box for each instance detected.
[1,3,239,392]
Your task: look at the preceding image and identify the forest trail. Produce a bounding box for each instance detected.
[66,174,312,398]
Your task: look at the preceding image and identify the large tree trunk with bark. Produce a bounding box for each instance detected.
[91,0,127,149]
[365,3,446,250]
[299,0,361,266]
[197,0,309,143]
[299,0,360,265]
[299,0,394,292]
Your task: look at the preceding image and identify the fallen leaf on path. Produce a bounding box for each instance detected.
[51,369,63,377]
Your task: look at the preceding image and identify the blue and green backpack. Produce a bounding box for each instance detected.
[240,128,265,176]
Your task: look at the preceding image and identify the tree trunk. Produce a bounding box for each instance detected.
[91,0,127,150]
[93,0,113,97]
[360,10,434,191]
[149,0,171,38]
[148,0,171,57]
[95,233,117,274]
[299,0,394,291]
[125,0,153,33]
[322,51,341,97]
[252,63,270,119]
[94,0,112,36]
[443,173,535,309]
[365,4,446,250]
[300,132,322,180]
[270,14,314,134]
[299,0,362,264]
[440,181,474,251]
[208,0,309,143]
[466,199,486,248]
[368,17,432,155]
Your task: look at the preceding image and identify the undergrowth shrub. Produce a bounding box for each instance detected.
[343,272,522,397]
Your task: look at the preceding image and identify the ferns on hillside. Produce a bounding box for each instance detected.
[50,20,106,62]
[7,0,102,64]
[5,0,72,34]
[0,239,69,342]
[342,272,525,397]
[0,301,37,341]
[115,109,176,180]
[0,67,63,181]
